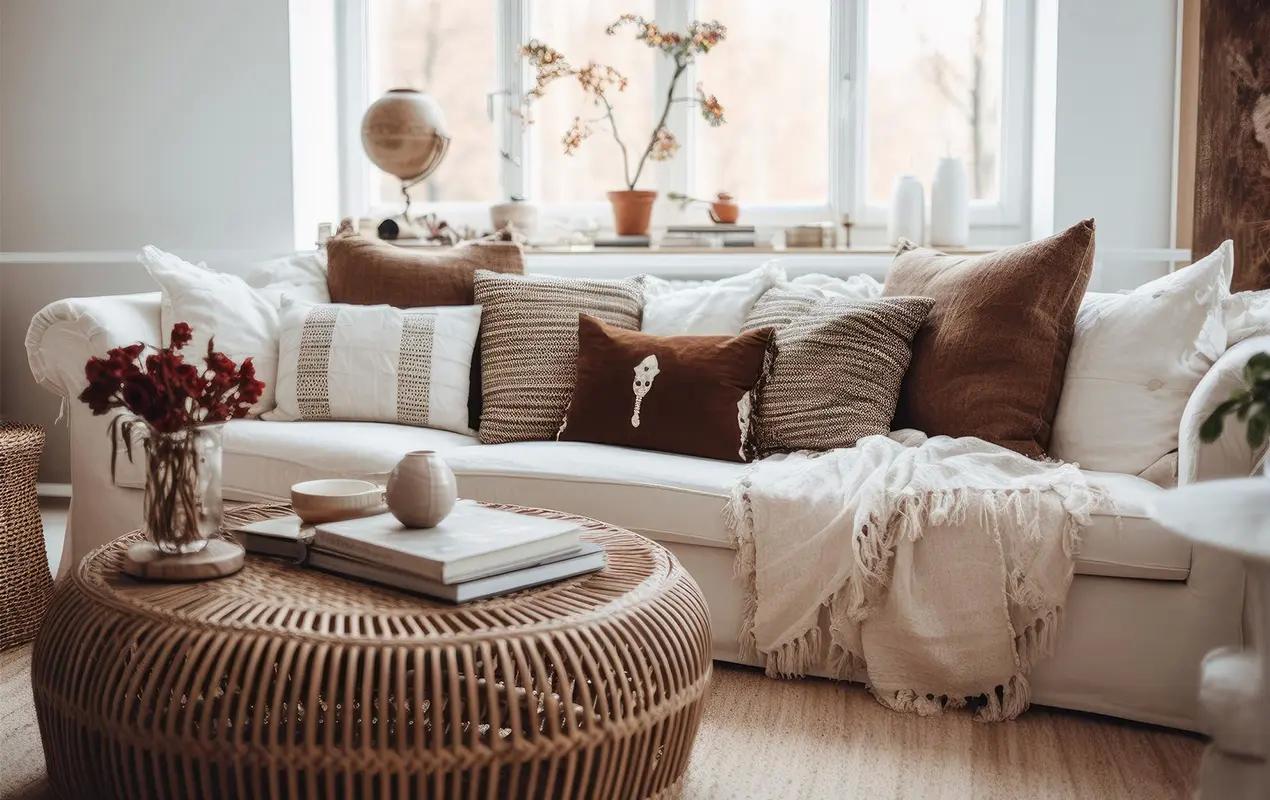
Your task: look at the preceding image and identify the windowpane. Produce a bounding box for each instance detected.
[527,0,654,203]
[694,0,830,205]
[369,0,500,204]
[865,0,1003,204]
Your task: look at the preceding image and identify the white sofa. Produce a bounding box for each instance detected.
[26,290,1268,732]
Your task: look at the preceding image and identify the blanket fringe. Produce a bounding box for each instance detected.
[724,461,1088,722]
[869,608,1063,723]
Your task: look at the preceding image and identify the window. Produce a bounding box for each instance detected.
[340,0,1031,236]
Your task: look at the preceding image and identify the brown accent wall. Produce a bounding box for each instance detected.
[1193,0,1270,290]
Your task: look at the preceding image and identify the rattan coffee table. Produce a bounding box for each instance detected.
[32,503,711,799]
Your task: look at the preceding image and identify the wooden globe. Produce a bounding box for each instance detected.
[361,88,451,181]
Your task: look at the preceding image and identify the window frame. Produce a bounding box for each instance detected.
[337,0,1033,239]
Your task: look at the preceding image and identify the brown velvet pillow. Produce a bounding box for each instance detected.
[559,315,774,462]
[881,219,1096,457]
[325,224,524,307]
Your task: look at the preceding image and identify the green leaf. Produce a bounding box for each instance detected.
[1200,412,1225,443]
[1247,413,1269,449]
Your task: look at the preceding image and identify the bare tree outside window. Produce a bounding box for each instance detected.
[370,0,500,204]
[866,0,1003,204]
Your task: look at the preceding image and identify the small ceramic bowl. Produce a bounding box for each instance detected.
[290,479,387,524]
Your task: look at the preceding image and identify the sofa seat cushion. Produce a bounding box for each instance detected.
[444,441,748,550]
[113,425,1191,580]
[447,443,1192,582]
[113,420,479,501]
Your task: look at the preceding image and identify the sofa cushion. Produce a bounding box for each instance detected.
[742,291,933,454]
[882,220,1096,457]
[474,271,645,445]
[559,315,773,462]
[113,420,479,500]
[444,441,1190,582]
[112,423,1190,581]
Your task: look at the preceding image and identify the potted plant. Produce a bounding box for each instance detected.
[78,323,264,553]
[1200,352,1270,471]
[520,14,727,236]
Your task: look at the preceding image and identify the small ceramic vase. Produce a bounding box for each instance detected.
[887,174,925,246]
[386,450,457,528]
[930,157,970,247]
[708,192,740,224]
[490,198,539,237]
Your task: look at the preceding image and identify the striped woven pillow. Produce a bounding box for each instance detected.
[267,302,481,435]
[474,270,644,444]
[743,288,933,454]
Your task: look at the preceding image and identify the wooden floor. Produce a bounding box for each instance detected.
[2,498,1202,799]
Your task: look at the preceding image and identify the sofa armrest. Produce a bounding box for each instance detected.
[25,292,162,400]
[1179,333,1270,484]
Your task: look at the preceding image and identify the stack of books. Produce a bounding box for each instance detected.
[233,500,604,603]
[662,224,761,248]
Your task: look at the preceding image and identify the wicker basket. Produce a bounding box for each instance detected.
[32,503,712,799]
[0,422,52,650]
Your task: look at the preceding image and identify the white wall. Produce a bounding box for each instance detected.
[0,0,297,483]
[1043,0,1182,289]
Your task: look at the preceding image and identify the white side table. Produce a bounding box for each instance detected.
[1153,479,1270,798]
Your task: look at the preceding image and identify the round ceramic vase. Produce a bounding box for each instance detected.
[386,450,457,528]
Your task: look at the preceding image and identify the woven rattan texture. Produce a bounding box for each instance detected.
[0,423,51,650]
[32,503,711,799]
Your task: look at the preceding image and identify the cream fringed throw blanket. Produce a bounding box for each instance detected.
[725,431,1107,722]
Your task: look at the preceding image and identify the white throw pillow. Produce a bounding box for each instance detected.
[785,272,884,300]
[247,250,330,306]
[1222,288,1270,348]
[641,263,785,335]
[267,302,481,435]
[1050,241,1233,475]
[139,245,281,414]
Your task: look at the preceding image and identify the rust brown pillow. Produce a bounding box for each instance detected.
[559,315,774,462]
[325,223,523,307]
[882,219,1096,457]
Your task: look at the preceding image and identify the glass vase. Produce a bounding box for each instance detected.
[141,424,224,554]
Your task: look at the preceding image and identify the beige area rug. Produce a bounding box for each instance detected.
[0,647,1199,799]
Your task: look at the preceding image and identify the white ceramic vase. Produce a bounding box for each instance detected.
[887,175,925,246]
[490,199,539,238]
[386,450,457,528]
[930,157,970,247]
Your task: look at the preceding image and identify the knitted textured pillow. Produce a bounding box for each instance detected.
[882,219,1096,457]
[474,271,644,444]
[743,290,933,454]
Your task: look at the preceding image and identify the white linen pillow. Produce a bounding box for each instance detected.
[1050,241,1233,475]
[785,272,885,300]
[267,302,480,435]
[1222,288,1270,348]
[641,263,785,335]
[139,245,281,414]
[247,250,330,306]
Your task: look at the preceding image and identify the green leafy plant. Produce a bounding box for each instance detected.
[1200,352,1270,447]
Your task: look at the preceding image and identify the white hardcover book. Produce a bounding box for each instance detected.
[312,501,582,584]
[307,542,606,603]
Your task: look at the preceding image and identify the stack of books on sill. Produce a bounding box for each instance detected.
[232,500,604,603]
[660,224,765,249]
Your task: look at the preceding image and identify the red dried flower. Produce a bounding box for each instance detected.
[170,322,193,349]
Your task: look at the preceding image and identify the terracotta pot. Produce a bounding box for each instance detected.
[607,190,657,236]
[385,450,457,528]
[709,192,740,224]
